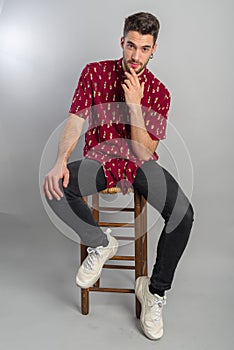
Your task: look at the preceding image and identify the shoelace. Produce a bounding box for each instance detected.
[151,297,167,321]
[84,246,103,271]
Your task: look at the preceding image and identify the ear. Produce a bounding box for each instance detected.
[152,43,157,55]
[120,36,124,48]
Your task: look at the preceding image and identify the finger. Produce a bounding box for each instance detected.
[129,68,140,85]
[43,178,53,201]
[47,177,57,199]
[121,83,128,93]
[47,177,61,200]
[141,82,145,96]
[51,177,64,199]
[63,171,70,188]
[123,79,132,89]
[42,179,46,195]
[124,71,137,86]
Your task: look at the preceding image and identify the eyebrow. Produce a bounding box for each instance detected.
[126,40,152,49]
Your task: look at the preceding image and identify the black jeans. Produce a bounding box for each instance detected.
[47,158,194,292]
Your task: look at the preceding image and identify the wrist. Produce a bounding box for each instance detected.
[128,103,142,116]
[55,158,67,168]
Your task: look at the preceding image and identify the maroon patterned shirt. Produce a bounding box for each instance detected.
[69,58,171,194]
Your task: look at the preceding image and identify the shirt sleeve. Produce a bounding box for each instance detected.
[69,64,93,119]
[145,89,171,141]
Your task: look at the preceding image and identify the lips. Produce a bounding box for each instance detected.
[130,63,139,69]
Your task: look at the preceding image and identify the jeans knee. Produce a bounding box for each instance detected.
[63,182,81,200]
[44,193,61,213]
[184,203,195,227]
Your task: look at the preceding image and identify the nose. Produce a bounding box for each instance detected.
[132,48,140,62]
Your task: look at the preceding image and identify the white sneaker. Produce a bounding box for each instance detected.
[76,229,118,288]
[135,276,166,340]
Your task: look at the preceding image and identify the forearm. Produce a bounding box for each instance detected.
[56,113,84,165]
[129,105,158,160]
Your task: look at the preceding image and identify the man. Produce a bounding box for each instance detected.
[43,12,194,340]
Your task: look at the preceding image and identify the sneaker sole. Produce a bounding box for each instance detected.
[135,277,163,340]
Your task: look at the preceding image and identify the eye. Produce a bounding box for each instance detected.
[142,47,150,52]
[127,43,134,49]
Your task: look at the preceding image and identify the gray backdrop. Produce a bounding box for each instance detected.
[0,0,233,349]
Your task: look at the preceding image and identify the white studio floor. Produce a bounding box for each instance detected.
[0,210,233,350]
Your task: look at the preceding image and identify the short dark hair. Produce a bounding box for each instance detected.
[123,12,160,44]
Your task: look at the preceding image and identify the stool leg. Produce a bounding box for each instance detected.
[134,190,143,319]
[80,243,89,315]
[135,235,142,319]
[141,195,148,276]
[92,193,101,288]
[81,288,89,315]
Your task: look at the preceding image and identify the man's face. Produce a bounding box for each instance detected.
[121,30,156,75]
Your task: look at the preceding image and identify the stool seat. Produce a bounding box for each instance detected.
[101,187,133,194]
[80,187,148,318]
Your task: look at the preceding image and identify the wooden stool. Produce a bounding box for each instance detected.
[80,187,148,318]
